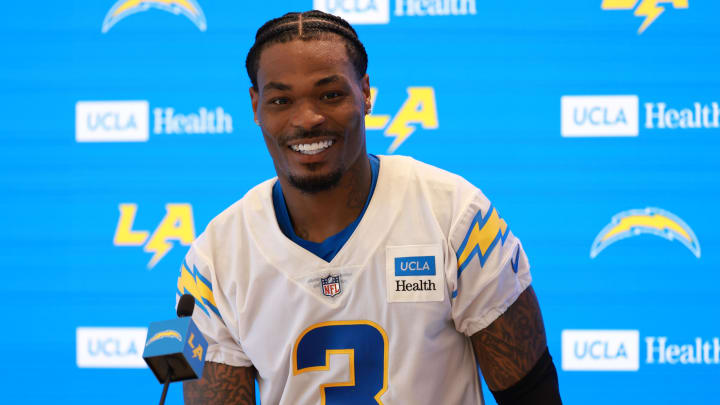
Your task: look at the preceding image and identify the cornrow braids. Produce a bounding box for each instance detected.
[245,10,368,90]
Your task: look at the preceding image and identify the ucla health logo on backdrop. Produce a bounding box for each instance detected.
[590,207,700,259]
[76,327,147,368]
[393,0,476,17]
[644,101,719,130]
[102,0,207,33]
[313,0,391,24]
[562,330,640,371]
[561,95,719,137]
[76,101,150,142]
[645,336,720,365]
[114,203,196,269]
[152,106,232,135]
[75,101,233,142]
[561,95,639,137]
[366,87,438,152]
[601,0,688,34]
[562,329,720,371]
[313,0,476,24]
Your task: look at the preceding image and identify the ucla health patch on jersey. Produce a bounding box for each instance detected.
[394,256,436,276]
[386,245,444,303]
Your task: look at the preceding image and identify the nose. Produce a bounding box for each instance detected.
[290,99,325,131]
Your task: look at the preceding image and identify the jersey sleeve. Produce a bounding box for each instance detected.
[448,192,532,336]
[176,243,252,367]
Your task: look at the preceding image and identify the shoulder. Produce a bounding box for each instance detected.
[379,154,483,197]
[377,155,491,236]
[192,178,276,259]
[378,154,465,182]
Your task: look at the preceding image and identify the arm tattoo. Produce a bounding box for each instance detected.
[471,286,547,391]
[183,362,256,405]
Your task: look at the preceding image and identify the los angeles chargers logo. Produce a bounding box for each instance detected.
[102,0,207,33]
[590,207,700,258]
[601,0,688,34]
[366,87,439,153]
[144,329,182,347]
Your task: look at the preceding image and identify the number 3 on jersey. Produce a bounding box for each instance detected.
[293,321,389,404]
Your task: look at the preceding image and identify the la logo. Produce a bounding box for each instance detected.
[113,203,196,268]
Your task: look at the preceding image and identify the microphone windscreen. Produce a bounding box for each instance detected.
[177,294,195,318]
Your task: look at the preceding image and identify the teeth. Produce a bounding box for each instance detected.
[290,140,334,155]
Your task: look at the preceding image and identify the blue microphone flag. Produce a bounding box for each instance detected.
[142,317,208,383]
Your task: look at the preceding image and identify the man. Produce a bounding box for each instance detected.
[178,10,561,405]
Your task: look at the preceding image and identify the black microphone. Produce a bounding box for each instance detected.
[143,293,208,405]
[177,293,195,318]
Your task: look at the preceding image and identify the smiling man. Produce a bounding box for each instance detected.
[179,10,561,405]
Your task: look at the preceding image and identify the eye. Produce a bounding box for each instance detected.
[321,91,344,101]
[269,97,290,105]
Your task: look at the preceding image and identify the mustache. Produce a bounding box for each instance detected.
[280,128,341,145]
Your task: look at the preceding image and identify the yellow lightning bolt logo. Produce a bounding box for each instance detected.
[177,260,221,318]
[144,204,195,268]
[366,87,439,153]
[590,207,700,258]
[456,206,509,273]
[145,330,182,347]
[102,0,207,33]
[601,0,689,34]
[114,203,195,269]
[112,0,200,17]
[385,88,439,153]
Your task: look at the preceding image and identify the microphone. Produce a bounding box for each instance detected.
[177,293,195,318]
[143,294,208,405]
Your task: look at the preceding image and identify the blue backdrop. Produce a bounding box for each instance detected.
[1,1,718,403]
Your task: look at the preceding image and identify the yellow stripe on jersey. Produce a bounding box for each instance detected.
[456,206,510,275]
[177,260,221,319]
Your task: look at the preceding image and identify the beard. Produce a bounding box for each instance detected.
[288,164,343,194]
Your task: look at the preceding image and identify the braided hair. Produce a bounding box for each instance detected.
[245,10,368,90]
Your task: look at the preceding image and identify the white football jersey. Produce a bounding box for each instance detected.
[177,155,532,404]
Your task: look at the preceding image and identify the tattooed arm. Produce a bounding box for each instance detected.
[471,285,550,391]
[183,362,256,405]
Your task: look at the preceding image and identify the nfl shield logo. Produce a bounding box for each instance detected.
[321,275,342,297]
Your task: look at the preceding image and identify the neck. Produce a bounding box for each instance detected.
[279,154,372,243]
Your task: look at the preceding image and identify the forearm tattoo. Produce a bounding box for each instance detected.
[471,286,547,391]
[183,362,256,405]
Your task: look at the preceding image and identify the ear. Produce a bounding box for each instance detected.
[249,86,260,124]
[361,74,371,114]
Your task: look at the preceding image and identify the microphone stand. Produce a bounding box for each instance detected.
[159,366,173,405]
